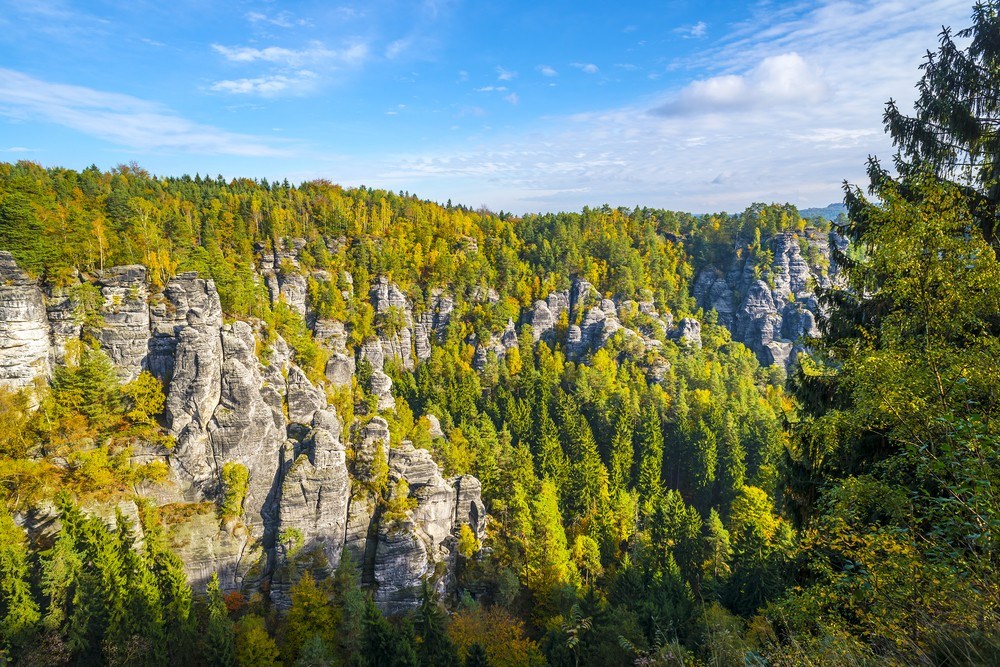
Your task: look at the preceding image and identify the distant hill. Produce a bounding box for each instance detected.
[799,202,847,221]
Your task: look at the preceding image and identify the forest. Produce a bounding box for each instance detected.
[0,4,998,667]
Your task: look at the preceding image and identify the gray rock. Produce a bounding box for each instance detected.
[674,318,702,349]
[313,320,348,353]
[425,414,445,439]
[325,352,355,387]
[149,272,222,381]
[0,252,50,393]
[454,475,486,536]
[355,418,390,482]
[168,503,265,593]
[278,272,308,316]
[530,300,555,342]
[547,290,570,320]
[286,365,327,426]
[370,370,395,411]
[96,265,150,381]
[390,441,446,489]
[359,339,385,372]
[274,411,351,604]
[208,321,286,529]
[44,278,82,367]
[373,521,429,615]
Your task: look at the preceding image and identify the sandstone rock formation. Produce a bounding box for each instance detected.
[0,251,50,395]
[0,252,488,612]
[693,230,839,368]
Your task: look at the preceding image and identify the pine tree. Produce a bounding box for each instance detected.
[0,508,40,655]
[464,642,490,667]
[526,480,576,598]
[607,405,635,491]
[294,634,334,667]
[415,583,458,667]
[205,573,236,667]
[359,597,396,667]
[634,398,664,521]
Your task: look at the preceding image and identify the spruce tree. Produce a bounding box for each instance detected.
[205,573,236,667]
[415,583,458,667]
[0,508,40,656]
[634,398,664,521]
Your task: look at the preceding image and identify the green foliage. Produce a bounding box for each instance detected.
[458,523,480,559]
[283,571,337,665]
[6,35,999,660]
[220,461,250,520]
[0,507,40,655]
[206,573,237,667]
[235,615,280,666]
[122,371,165,426]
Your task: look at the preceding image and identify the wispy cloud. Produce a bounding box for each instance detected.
[1,146,36,153]
[385,38,412,59]
[246,10,310,28]
[475,85,508,93]
[571,62,599,74]
[536,65,558,77]
[496,66,517,81]
[212,41,367,67]
[675,21,708,39]
[210,71,318,96]
[0,68,290,157]
[373,0,973,214]
[504,93,519,105]
[210,40,369,97]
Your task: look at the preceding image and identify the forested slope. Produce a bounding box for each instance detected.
[0,4,999,664]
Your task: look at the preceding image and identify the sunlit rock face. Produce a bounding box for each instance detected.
[0,251,51,395]
[693,230,842,369]
[1,250,491,612]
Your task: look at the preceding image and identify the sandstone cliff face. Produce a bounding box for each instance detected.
[0,252,487,612]
[0,251,50,395]
[693,230,839,368]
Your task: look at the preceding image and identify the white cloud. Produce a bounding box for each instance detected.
[571,62,599,74]
[246,11,309,28]
[475,86,507,93]
[210,71,318,96]
[675,21,708,39]
[496,66,517,81]
[211,41,368,67]
[385,38,411,59]
[1,146,35,152]
[536,65,558,77]
[655,52,827,115]
[504,93,519,105]
[0,68,289,157]
[368,0,973,214]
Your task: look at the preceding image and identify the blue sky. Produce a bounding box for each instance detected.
[0,0,975,214]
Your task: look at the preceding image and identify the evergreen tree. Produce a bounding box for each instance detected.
[205,573,236,667]
[0,508,40,655]
[359,597,397,667]
[634,398,664,521]
[607,405,635,492]
[464,643,490,667]
[295,634,334,667]
[415,583,458,667]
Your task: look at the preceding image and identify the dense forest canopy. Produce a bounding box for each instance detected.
[0,3,998,666]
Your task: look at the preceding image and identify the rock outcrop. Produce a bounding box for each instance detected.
[693,230,839,368]
[0,251,50,394]
[0,252,490,612]
[96,265,150,381]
